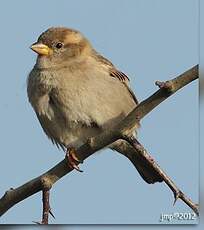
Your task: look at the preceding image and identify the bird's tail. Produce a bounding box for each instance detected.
[111,140,163,184]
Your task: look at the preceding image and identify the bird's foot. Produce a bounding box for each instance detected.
[66,147,83,172]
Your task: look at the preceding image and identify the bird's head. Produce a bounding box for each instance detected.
[30,27,91,68]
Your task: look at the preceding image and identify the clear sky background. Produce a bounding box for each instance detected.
[0,0,199,226]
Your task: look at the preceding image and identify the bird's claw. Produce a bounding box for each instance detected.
[66,147,83,172]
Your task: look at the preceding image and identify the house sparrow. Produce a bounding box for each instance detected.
[27,27,162,183]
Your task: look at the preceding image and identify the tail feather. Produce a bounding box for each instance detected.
[111,140,163,184]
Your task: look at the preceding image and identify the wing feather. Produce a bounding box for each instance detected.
[93,51,139,105]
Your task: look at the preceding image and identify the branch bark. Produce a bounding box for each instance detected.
[122,135,199,215]
[0,65,199,219]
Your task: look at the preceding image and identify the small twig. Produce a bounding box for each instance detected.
[41,189,50,224]
[155,80,173,92]
[40,176,53,224]
[122,135,199,215]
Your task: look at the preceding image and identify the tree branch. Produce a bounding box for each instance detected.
[0,65,199,219]
[122,135,199,215]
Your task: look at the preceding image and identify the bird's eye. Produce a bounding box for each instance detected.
[55,42,64,49]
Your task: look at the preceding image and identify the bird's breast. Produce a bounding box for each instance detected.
[27,68,56,118]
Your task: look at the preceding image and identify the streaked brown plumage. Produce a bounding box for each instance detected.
[27,27,162,183]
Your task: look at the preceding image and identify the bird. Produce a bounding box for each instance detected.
[27,27,163,183]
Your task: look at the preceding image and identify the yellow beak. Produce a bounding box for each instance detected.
[30,43,52,56]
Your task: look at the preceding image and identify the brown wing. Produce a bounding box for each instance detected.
[110,68,129,82]
[109,68,138,105]
[94,51,139,105]
[93,50,115,67]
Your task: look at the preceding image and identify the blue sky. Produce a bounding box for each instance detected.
[0,0,199,225]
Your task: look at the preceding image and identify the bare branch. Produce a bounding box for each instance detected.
[122,135,199,215]
[0,65,199,219]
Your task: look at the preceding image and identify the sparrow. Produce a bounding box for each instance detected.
[27,27,162,183]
